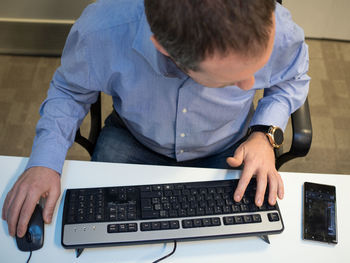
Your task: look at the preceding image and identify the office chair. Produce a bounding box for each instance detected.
[74,0,313,170]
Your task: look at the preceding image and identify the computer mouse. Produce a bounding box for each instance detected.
[15,204,44,251]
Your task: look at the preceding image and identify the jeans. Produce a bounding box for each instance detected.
[92,110,245,169]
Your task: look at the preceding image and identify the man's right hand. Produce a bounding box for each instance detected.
[2,166,61,238]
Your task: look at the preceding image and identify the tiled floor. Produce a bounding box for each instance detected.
[0,39,349,174]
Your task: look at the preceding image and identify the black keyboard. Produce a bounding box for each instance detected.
[61,178,284,248]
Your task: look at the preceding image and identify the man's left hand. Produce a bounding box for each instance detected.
[226,132,284,207]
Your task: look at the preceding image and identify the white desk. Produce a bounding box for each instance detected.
[1,155,349,263]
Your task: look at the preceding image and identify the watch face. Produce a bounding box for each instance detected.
[274,128,284,145]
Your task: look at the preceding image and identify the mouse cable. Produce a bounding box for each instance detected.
[152,240,177,263]
[26,250,32,263]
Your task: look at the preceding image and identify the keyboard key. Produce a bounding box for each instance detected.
[188,208,196,216]
[208,188,216,194]
[268,212,280,222]
[140,186,151,192]
[222,205,231,213]
[117,213,126,221]
[193,219,202,227]
[223,216,234,225]
[118,224,128,232]
[252,214,262,223]
[141,222,151,231]
[161,221,170,229]
[128,223,138,232]
[202,218,212,226]
[199,188,207,195]
[240,204,249,212]
[107,224,118,233]
[234,216,244,224]
[152,198,160,204]
[154,204,162,211]
[243,215,253,223]
[140,191,162,199]
[160,210,169,218]
[164,185,174,190]
[170,220,180,229]
[232,205,240,213]
[205,207,214,215]
[127,212,137,220]
[95,214,104,221]
[142,211,160,219]
[169,210,178,217]
[141,199,152,210]
[151,222,161,230]
[153,185,163,191]
[196,207,205,216]
[182,219,193,228]
[174,184,184,190]
[214,206,223,214]
[178,209,187,217]
[212,217,221,226]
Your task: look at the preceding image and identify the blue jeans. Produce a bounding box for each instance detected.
[92,110,245,169]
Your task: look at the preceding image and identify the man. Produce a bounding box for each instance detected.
[2,0,310,239]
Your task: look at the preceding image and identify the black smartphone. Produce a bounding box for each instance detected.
[303,182,337,244]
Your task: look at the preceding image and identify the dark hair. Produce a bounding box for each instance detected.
[144,0,276,71]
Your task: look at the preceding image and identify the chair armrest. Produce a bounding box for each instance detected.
[74,93,102,157]
[275,97,312,170]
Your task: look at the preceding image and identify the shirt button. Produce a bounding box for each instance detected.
[180,133,186,138]
[182,108,187,113]
[179,149,184,154]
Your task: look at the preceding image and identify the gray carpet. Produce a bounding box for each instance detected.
[0,39,349,174]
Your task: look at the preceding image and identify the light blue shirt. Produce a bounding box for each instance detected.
[27,0,310,174]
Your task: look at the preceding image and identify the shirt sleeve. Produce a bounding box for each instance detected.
[25,22,100,174]
[249,6,311,131]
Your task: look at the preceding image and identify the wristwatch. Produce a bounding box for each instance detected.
[248,125,284,149]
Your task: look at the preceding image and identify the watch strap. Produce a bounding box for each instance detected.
[248,125,270,134]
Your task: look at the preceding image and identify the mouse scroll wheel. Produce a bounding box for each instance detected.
[26,232,32,243]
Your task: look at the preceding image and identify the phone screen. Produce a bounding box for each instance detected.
[303,182,337,244]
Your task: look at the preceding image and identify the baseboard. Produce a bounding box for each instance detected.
[0,19,73,56]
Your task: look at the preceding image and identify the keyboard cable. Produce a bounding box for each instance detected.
[152,240,177,263]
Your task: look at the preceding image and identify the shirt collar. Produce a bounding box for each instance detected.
[132,13,187,80]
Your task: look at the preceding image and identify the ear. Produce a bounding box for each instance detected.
[150,35,170,57]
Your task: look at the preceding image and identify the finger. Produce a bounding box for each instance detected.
[6,188,27,237]
[2,189,15,220]
[268,172,278,205]
[2,176,24,220]
[226,146,244,168]
[255,173,267,207]
[43,186,60,224]
[277,172,284,200]
[234,165,255,202]
[17,195,40,238]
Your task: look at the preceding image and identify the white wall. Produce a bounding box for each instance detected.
[284,0,350,40]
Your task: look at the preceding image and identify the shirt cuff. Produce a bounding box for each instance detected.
[249,101,290,131]
[25,138,69,175]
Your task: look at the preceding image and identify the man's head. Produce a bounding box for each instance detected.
[145,0,276,89]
